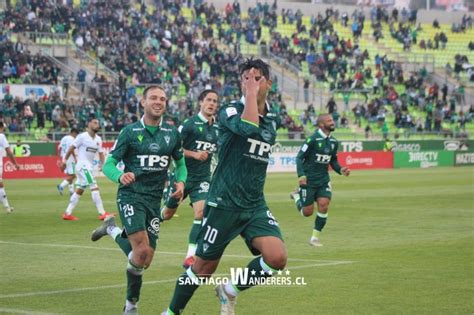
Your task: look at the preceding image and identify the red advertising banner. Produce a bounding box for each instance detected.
[338,151,393,169]
[3,156,64,179]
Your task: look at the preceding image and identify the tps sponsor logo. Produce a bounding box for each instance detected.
[315,153,331,163]
[455,153,474,165]
[340,141,363,152]
[195,140,217,152]
[5,161,45,173]
[248,138,272,156]
[137,155,169,168]
[345,155,373,166]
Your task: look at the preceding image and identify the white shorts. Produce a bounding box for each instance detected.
[0,162,3,181]
[64,160,76,175]
[75,164,98,190]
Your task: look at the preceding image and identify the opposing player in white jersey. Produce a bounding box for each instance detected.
[61,117,112,221]
[57,128,79,196]
[0,122,19,213]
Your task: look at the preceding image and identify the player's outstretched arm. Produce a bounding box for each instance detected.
[5,148,19,170]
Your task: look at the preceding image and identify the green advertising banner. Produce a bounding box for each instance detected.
[9,142,57,157]
[394,151,454,168]
[454,152,474,166]
[276,140,474,153]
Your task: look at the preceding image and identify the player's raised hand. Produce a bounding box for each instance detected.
[194,151,209,161]
[241,68,265,97]
[59,161,66,171]
[341,167,350,176]
[170,181,185,201]
[120,172,136,186]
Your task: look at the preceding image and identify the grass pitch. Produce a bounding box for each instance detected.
[1,168,473,314]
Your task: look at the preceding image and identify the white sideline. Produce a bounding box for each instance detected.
[0,240,354,299]
[0,240,350,263]
[0,307,57,314]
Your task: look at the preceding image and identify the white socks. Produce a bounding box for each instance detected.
[186,244,197,258]
[125,300,137,311]
[0,188,10,209]
[59,180,69,189]
[65,193,80,215]
[91,190,105,215]
[107,226,122,240]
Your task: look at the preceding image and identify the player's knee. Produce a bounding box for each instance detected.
[265,251,287,271]
[302,206,314,217]
[318,204,329,213]
[192,258,218,276]
[133,245,153,266]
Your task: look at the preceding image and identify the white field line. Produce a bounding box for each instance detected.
[0,307,57,314]
[0,261,353,299]
[0,240,350,263]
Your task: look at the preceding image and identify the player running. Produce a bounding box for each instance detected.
[90,86,187,315]
[290,114,350,246]
[163,89,219,268]
[162,58,287,315]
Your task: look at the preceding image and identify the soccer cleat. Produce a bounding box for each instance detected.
[57,184,64,195]
[91,215,116,241]
[182,256,195,269]
[98,212,114,220]
[123,305,138,315]
[5,207,13,214]
[215,284,236,315]
[62,213,79,221]
[309,237,323,247]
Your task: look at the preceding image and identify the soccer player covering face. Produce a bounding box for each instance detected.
[61,117,112,221]
[162,89,219,269]
[162,59,287,315]
[91,86,187,315]
[290,114,350,247]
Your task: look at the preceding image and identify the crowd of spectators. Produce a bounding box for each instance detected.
[0,0,472,139]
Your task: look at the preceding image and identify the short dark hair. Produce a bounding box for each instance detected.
[70,127,79,134]
[0,122,4,129]
[198,89,219,102]
[143,85,165,99]
[239,58,271,80]
[87,115,97,122]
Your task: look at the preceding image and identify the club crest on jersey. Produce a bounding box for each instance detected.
[261,130,272,142]
[149,143,160,152]
[137,134,144,143]
[164,135,170,145]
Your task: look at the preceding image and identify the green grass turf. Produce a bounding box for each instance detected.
[0,168,473,314]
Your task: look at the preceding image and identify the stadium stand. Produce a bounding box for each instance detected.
[0,0,472,141]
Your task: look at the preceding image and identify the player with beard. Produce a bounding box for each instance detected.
[61,117,112,221]
[90,86,186,314]
[290,114,350,247]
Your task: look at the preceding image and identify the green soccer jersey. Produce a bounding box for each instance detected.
[296,129,342,185]
[179,112,219,181]
[207,100,279,212]
[109,117,183,201]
